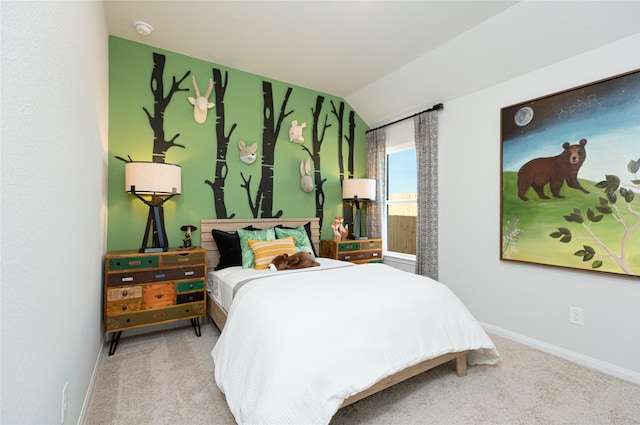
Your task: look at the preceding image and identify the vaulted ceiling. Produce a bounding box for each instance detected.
[104,1,640,127]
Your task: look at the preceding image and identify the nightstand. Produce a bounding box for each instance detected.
[104,248,207,355]
[320,239,383,264]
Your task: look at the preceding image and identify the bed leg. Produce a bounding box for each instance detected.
[456,352,468,377]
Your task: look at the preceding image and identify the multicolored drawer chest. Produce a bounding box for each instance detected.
[320,239,383,264]
[103,248,206,355]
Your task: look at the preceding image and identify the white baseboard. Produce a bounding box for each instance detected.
[77,337,105,425]
[481,322,640,385]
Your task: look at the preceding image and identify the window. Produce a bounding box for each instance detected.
[386,147,417,256]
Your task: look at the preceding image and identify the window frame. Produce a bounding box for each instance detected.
[384,143,417,260]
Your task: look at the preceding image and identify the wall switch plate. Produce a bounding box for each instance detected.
[569,306,584,326]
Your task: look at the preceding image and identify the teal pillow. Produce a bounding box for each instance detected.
[237,227,276,268]
[275,225,316,259]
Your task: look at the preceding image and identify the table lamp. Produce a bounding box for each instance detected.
[342,178,376,240]
[125,162,181,253]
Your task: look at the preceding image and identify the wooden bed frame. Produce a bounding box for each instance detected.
[200,218,468,408]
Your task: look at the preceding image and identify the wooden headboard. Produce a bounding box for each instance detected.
[200,218,321,271]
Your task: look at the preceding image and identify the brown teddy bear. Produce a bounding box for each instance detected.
[269,252,320,271]
[517,138,589,201]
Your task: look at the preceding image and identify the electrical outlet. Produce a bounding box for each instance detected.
[569,306,584,326]
[61,381,68,424]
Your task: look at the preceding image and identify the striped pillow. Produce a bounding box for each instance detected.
[247,237,297,270]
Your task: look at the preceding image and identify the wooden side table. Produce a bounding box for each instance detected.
[320,239,383,264]
[104,248,207,355]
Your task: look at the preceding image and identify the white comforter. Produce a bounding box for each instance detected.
[212,263,499,425]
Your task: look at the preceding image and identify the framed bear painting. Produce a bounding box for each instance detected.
[500,69,640,279]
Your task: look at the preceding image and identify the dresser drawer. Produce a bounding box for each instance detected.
[143,283,176,310]
[108,255,159,271]
[360,239,382,250]
[106,286,142,301]
[176,279,204,293]
[106,298,142,316]
[177,291,205,304]
[106,266,205,287]
[338,249,382,262]
[161,251,206,267]
[105,302,205,332]
[336,242,361,252]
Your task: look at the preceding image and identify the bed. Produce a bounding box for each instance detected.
[201,218,499,425]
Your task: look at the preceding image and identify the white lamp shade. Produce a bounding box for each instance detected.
[342,178,376,201]
[125,162,181,195]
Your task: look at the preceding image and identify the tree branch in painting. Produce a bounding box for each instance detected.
[550,166,639,275]
[142,52,190,163]
[204,68,237,219]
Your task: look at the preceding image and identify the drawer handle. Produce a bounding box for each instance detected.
[122,291,128,297]
[184,271,195,276]
[121,305,127,311]
[189,284,194,289]
[121,277,134,282]
[156,294,164,299]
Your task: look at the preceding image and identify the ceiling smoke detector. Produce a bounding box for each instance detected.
[134,21,153,36]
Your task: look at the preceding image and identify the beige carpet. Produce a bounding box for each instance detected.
[83,323,640,425]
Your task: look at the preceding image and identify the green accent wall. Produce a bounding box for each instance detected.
[108,37,368,251]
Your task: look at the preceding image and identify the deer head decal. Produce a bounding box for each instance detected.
[188,76,214,124]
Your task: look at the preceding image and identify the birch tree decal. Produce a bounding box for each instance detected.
[331,100,356,181]
[241,81,292,218]
[301,95,332,229]
[204,68,237,219]
[346,109,356,179]
[143,52,191,163]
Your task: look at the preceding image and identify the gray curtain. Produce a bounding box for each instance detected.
[366,128,386,239]
[414,110,439,279]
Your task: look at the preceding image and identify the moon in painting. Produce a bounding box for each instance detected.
[514,106,534,126]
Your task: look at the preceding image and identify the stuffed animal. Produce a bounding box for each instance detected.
[331,220,341,242]
[336,216,348,240]
[331,217,347,242]
[300,158,313,192]
[269,252,320,271]
[239,140,258,164]
[289,120,306,143]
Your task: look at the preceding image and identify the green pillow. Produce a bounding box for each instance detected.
[275,225,316,259]
[237,227,276,268]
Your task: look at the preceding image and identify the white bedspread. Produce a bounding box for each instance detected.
[208,258,353,310]
[212,263,500,425]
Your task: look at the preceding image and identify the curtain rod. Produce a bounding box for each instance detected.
[365,103,443,134]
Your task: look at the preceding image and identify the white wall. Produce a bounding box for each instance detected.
[439,35,640,383]
[1,2,108,423]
